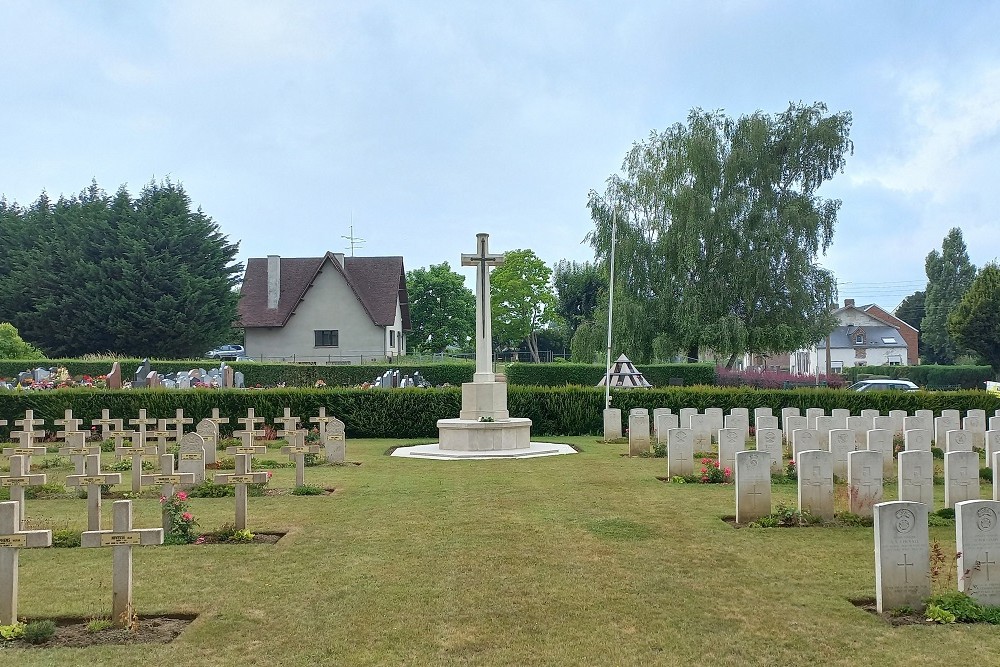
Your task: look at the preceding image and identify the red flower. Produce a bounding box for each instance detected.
[176,491,188,501]
[182,512,193,521]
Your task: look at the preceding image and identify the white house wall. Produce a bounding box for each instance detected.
[245,258,387,363]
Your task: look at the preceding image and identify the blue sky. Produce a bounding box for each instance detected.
[2,1,998,311]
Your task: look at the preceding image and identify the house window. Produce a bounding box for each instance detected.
[881,337,897,344]
[855,334,864,345]
[831,361,844,373]
[389,330,395,348]
[314,330,339,347]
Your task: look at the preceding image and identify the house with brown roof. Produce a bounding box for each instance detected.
[238,252,410,364]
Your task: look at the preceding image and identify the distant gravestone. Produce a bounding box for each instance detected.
[679,408,697,429]
[914,410,934,429]
[874,501,930,613]
[603,408,622,441]
[946,430,973,454]
[861,409,880,422]
[628,410,650,456]
[847,416,870,444]
[805,408,825,429]
[322,417,347,463]
[964,415,987,450]
[792,429,820,461]
[654,411,679,445]
[784,416,807,444]
[991,417,1000,432]
[717,428,741,473]
[724,413,750,444]
[898,450,934,507]
[866,429,894,476]
[889,410,907,436]
[814,416,834,447]
[688,415,712,451]
[754,428,783,473]
[178,432,207,485]
[798,450,834,521]
[935,416,960,447]
[735,450,771,524]
[753,407,773,425]
[941,409,961,422]
[233,371,245,389]
[955,499,1000,606]
[755,415,779,431]
[904,430,932,452]
[146,371,160,388]
[666,428,694,477]
[780,407,801,434]
[196,419,219,466]
[988,433,1000,480]
[945,451,980,509]
[828,429,856,479]
[704,407,724,435]
[848,450,883,517]
[831,408,851,429]
[133,358,151,388]
[281,431,321,487]
[873,416,894,433]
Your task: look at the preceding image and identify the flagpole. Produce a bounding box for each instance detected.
[604,210,617,410]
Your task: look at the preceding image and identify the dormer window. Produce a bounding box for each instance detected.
[855,333,864,345]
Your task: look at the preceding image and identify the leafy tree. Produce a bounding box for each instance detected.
[948,263,1000,374]
[922,228,976,364]
[0,180,242,358]
[405,262,475,353]
[552,260,605,338]
[586,102,851,365]
[491,249,558,362]
[0,323,44,359]
[893,290,926,359]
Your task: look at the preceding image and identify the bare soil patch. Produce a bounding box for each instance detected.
[9,614,196,649]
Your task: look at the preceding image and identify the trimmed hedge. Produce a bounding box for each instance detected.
[844,365,995,390]
[0,359,475,388]
[2,386,996,438]
[503,362,717,387]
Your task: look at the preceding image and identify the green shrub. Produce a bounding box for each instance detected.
[186,482,234,498]
[504,362,716,387]
[23,620,56,644]
[926,591,982,622]
[86,618,114,633]
[925,604,957,624]
[51,528,82,548]
[0,622,25,641]
[25,483,67,499]
[291,485,325,496]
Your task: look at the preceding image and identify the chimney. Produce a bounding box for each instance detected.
[332,253,345,268]
[267,255,280,309]
[844,298,855,308]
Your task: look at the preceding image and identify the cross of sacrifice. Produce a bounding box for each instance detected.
[0,456,46,530]
[53,408,85,441]
[162,408,193,443]
[59,431,102,474]
[214,454,270,530]
[140,454,194,532]
[66,454,123,531]
[81,500,163,628]
[281,431,321,487]
[897,553,915,583]
[274,408,301,437]
[91,409,124,439]
[461,232,504,380]
[0,501,51,625]
[114,431,158,493]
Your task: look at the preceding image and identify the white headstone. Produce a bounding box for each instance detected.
[784,416,807,443]
[964,415,987,450]
[654,412,679,445]
[792,429,820,461]
[666,428,694,477]
[889,410,908,436]
[898,450,934,508]
[798,450,834,521]
[754,407,773,425]
[735,450,772,524]
[628,411,650,456]
[866,429,895,476]
[724,413,750,443]
[603,408,622,440]
[178,432,207,484]
[755,415,779,431]
[946,430,974,454]
[848,450,883,517]
[831,408,851,428]
[955,499,1000,606]
[678,408,697,429]
[754,428,783,473]
[781,407,801,433]
[945,451,980,509]
[874,501,930,613]
[904,429,932,452]
[814,416,834,447]
[704,407,725,434]
[935,416,960,447]
[689,415,712,452]
[718,428,741,473]
[828,429,857,479]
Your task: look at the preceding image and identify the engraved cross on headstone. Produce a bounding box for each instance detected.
[461,233,504,380]
[980,551,997,581]
[898,553,914,583]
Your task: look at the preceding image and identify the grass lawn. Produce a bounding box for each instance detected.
[5,437,998,666]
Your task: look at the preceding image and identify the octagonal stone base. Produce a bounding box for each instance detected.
[437,417,532,451]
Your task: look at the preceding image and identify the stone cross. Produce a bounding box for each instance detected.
[147,420,173,456]
[281,431,321,487]
[0,501,52,625]
[13,410,45,445]
[163,409,193,443]
[275,408,301,436]
[91,409,124,439]
[209,408,231,430]
[140,454,195,532]
[234,408,266,447]
[81,500,163,628]
[129,409,157,446]
[461,232,504,382]
[59,431,102,474]
[178,432,207,484]
[66,454,123,531]
[195,419,219,466]
[54,408,85,441]
[873,501,930,613]
[2,438,46,469]
[309,407,338,440]
[214,454,269,530]
[0,456,46,529]
[114,432,158,493]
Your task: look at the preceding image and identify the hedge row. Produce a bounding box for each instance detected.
[503,362,717,387]
[844,365,995,390]
[2,386,997,439]
[0,359,475,388]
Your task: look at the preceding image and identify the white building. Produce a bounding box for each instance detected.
[790,300,909,374]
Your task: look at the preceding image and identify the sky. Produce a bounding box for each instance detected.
[2,0,999,311]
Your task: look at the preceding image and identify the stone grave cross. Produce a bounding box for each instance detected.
[0,456,46,529]
[66,454,123,530]
[54,408,85,441]
[310,407,337,440]
[58,431,102,474]
[214,454,269,530]
[2,436,46,469]
[114,432,158,493]
[129,409,157,448]
[233,408,266,448]
[275,408,301,437]
[91,409,124,439]
[163,408,193,443]
[140,454,195,532]
[461,232,505,382]
[281,431,321,487]
[81,500,163,628]
[208,408,231,430]
[0,500,52,625]
[13,410,45,445]
[148,420,173,456]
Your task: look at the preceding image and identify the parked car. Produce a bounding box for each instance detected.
[848,379,920,392]
[206,344,245,360]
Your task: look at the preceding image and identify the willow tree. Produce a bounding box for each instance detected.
[585,102,852,366]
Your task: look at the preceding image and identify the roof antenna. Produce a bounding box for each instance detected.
[341,212,366,257]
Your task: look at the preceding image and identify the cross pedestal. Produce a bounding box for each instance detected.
[0,501,51,624]
[281,432,321,487]
[214,455,269,530]
[66,454,123,531]
[140,454,195,532]
[81,500,163,628]
[1,456,46,529]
